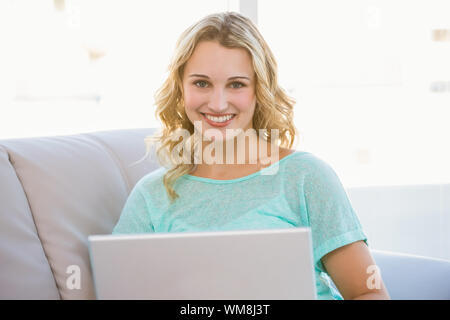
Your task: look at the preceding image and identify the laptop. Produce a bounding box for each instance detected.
[88,227,317,300]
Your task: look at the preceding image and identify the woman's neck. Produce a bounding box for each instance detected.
[190,135,286,179]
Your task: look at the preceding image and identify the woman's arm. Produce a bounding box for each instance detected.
[321,240,391,300]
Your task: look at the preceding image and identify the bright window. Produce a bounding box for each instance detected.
[0,0,233,139]
[258,0,450,187]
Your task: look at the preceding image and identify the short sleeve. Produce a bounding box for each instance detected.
[112,182,155,235]
[303,156,368,274]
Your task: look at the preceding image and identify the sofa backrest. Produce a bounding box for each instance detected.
[0,128,159,299]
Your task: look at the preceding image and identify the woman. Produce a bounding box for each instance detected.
[112,11,390,300]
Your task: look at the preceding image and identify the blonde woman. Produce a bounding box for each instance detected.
[112,12,390,300]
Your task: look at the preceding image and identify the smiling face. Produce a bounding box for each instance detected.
[182,40,257,142]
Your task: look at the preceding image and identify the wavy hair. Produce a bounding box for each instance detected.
[133,11,299,204]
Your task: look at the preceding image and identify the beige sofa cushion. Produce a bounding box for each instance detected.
[0,128,158,299]
[0,146,60,299]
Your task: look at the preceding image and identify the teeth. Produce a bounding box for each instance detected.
[204,114,234,122]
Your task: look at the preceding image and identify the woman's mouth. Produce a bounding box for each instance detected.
[200,113,236,127]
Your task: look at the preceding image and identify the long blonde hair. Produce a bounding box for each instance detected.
[135,11,299,204]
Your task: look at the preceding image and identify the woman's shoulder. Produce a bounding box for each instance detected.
[280,148,319,165]
[133,167,167,193]
[281,149,336,177]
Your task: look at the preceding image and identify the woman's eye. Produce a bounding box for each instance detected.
[193,80,245,89]
[231,82,244,89]
[194,80,208,88]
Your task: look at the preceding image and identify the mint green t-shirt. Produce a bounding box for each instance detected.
[112,151,368,300]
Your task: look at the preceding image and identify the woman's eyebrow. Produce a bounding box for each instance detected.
[188,74,250,81]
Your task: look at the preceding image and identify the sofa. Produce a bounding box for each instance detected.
[1,128,449,300]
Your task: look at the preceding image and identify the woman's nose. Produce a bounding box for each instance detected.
[208,88,228,113]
